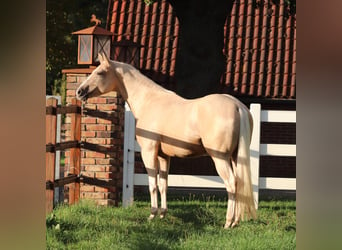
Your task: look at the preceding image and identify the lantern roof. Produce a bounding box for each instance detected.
[72,25,113,36]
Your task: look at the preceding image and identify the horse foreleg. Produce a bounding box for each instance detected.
[212,157,237,229]
[141,150,158,220]
[158,156,170,219]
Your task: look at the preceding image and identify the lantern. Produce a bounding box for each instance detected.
[72,24,113,65]
[112,39,142,69]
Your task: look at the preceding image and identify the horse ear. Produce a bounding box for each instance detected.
[99,52,110,65]
[102,52,109,62]
[98,52,104,63]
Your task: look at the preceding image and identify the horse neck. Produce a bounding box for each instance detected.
[112,61,165,119]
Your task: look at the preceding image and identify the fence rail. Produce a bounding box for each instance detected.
[123,103,296,208]
[45,97,81,214]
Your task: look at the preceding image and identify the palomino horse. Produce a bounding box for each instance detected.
[76,52,256,228]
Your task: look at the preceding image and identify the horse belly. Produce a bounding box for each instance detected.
[160,138,206,158]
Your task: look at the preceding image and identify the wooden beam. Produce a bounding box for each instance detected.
[46,98,57,213]
[46,174,80,189]
[68,99,82,204]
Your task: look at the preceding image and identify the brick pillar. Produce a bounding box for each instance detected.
[62,68,124,206]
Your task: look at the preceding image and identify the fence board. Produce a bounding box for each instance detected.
[260,144,296,156]
[45,105,81,115]
[68,99,82,204]
[134,173,225,188]
[46,98,57,213]
[133,175,297,190]
[123,103,136,207]
[261,110,296,123]
[250,104,261,208]
[46,95,62,204]
[259,177,296,190]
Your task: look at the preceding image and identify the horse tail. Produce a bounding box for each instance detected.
[235,106,257,221]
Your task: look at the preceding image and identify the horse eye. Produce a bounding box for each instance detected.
[97,70,106,76]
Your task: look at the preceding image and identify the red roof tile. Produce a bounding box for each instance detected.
[107,0,296,99]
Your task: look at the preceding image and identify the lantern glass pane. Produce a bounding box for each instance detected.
[79,35,92,63]
[94,36,111,62]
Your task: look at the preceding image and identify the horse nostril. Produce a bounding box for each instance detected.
[77,89,83,96]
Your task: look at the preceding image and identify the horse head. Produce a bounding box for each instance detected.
[76,52,121,101]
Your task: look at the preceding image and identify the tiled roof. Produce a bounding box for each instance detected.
[107,0,296,99]
[222,0,296,99]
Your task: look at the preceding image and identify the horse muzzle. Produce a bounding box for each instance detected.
[76,85,89,101]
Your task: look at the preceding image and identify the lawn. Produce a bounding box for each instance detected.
[46,193,296,249]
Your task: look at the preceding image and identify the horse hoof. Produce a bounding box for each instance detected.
[224,220,234,229]
[160,208,168,219]
[231,221,239,228]
[148,214,156,220]
[148,207,158,220]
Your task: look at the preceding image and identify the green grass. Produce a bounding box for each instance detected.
[46,194,296,249]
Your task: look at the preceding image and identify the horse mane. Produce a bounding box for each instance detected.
[113,61,173,95]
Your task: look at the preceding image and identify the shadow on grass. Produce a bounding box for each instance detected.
[120,193,228,249]
[134,191,228,204]
[127,226,183,250]
[258,202,296,211]
[135,192,226,220]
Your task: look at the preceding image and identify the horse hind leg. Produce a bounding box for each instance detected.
[212,157,237,229]
[230,157,240,228]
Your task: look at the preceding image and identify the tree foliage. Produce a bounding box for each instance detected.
[46,0,108,97]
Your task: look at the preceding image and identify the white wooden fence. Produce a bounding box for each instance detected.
[122,103,296,208]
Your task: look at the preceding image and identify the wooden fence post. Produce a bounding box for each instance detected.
[69,98,82,204]
[46,98,57,213]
